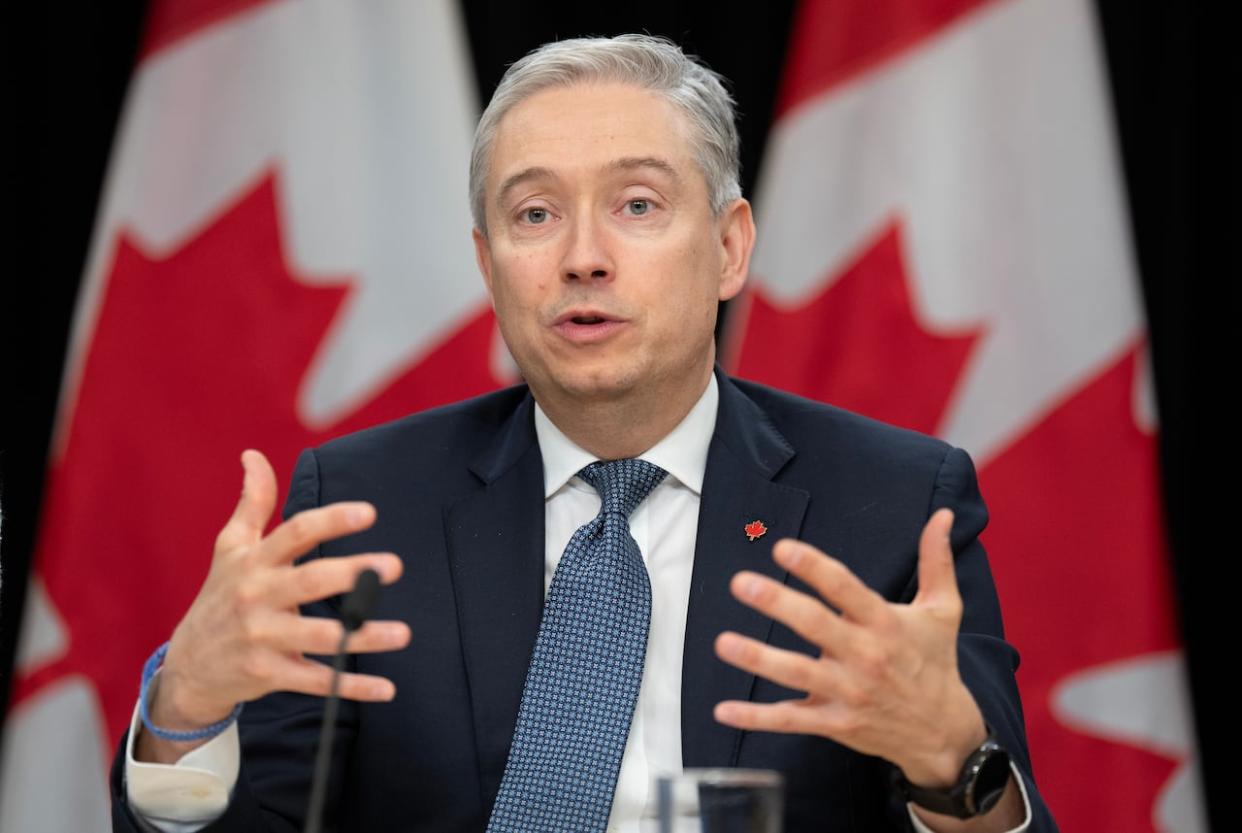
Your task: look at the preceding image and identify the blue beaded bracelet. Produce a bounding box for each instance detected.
[139,641,243,742]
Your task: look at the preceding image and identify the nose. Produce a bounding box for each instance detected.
[561,212,614,283]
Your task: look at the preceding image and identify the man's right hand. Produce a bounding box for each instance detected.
[134,449,411,764]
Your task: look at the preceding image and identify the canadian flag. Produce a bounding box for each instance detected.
[0,2,502,830]
[728,0,1203,830]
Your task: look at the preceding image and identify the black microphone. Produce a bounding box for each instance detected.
[304,568,381,833]
[341,568,381,632]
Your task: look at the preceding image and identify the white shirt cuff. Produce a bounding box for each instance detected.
[123,671,240,833]
[906,760,1032,833]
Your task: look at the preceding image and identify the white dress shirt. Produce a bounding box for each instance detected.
[125,373,1031,832]
[533,374,718,830]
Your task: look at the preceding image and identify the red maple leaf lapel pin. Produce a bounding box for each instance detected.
[744,520,768,541]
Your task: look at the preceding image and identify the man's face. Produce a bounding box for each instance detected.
[473,82,752,407]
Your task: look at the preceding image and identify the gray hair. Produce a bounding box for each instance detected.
[469,34,742,235]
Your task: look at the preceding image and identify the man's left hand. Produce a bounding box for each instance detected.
[712,508,989,788]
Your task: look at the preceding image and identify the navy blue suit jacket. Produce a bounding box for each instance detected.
[111,371,1057,832]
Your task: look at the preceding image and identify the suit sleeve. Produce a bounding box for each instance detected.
[112,448,355,833]
[921,446,1060,833]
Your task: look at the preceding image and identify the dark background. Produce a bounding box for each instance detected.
[2,0,1204,825]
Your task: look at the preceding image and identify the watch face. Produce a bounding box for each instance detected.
[970,746,1012,814]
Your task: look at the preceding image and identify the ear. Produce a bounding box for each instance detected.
[716,198,755,302]
[472,226,495,302]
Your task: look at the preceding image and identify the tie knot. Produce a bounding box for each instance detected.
[577,459,668,518]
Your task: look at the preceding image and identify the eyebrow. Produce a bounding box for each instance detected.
[496,166,556,209]
[607,156,682,184]
[495,156,683,209]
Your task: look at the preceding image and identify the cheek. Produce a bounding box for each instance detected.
[492,253,552,313]
[659,241,721,324]
[646,284,719,352]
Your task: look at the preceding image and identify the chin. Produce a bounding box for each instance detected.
[552,362,644,402]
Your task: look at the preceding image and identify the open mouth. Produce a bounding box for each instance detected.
[554,309,621,326]
[553,311,627,343]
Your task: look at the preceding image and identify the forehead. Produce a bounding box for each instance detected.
[488,82,701,196]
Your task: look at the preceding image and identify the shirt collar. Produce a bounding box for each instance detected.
[533,373,719,499]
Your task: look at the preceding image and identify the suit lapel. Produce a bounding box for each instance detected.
[442,375,813,790]
[681,372,810,768]
[444,393,545,808]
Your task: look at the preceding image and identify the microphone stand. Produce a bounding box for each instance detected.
[304,568,381,833]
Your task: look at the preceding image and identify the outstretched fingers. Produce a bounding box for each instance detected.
[771,539,887,626]
[257,502,377,566]
[913,508,962,617]
[727,571,851,652]
[266,553,404,609]
[715,631,843,697]
[713,699,823,736]
[217,450,279,551]
[264,612,412,657]
[277,654,400,702]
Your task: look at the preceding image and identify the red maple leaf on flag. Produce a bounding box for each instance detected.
[732,214,1182,828]
[978,344,1178,832]
[732,219,982,434]
[17,172,502,748]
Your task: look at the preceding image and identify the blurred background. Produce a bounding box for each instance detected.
[1,0,1201,830]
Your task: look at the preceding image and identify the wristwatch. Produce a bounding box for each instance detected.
[895,725,1011,818]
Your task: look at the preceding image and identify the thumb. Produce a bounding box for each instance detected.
[218,449,277,549]
[912,508,960,613]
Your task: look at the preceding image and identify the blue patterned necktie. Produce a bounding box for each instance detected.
[487,458,668,833]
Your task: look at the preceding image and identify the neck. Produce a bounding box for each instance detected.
[534,357,715,460]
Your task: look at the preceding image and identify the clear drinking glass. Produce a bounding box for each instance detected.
[652,768,783,833]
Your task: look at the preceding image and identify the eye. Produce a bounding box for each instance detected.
[625,198,652,216]
[520,207,551,224]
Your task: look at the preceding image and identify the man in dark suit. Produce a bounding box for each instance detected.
[113,34,1056,833]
